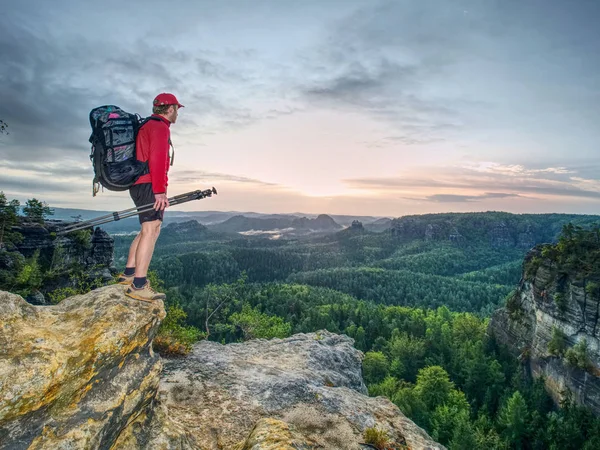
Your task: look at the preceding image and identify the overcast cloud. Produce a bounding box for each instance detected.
[1,0,599,216]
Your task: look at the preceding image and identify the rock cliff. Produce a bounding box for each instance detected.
[0,220,116,304]
[0,286,443,450]
[389,213,598,249]
[14,222,115,275]
[489,247,600,414]
[0,285,171,449]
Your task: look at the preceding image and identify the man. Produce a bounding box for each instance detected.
[117,93,183,302]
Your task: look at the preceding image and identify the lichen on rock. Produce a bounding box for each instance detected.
[0,285,166,449]
[1,286,443,450]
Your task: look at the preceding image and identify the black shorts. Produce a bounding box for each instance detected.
[129,183,164,224]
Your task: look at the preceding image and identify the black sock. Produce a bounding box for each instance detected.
[133,277,147,289]
[124,267,135,276]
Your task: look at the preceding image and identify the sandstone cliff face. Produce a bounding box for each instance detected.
[0,286,443,450]
[2,221,117,304]
[14,222,114,273]
[390,215,544,249]
[489,248,600,414]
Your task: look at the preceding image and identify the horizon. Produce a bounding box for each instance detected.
[46,205,600,222]
[1,0,600,216]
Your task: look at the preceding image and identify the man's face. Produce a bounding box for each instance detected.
[167,105,179,123]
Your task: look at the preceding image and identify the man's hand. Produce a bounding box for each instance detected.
[154,193,170,211]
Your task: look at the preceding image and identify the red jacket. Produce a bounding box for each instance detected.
[134,114,171,194]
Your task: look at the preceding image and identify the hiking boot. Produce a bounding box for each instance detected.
[125,282,166,303]
[117,274,134,285]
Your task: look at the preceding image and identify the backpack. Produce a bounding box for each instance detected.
[88,105,162,196]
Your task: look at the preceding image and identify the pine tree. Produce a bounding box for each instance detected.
[498,391,528,449]
[23,198,53,223]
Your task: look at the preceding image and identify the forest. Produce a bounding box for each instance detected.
[118,212,600,449]
[2,192,600,449]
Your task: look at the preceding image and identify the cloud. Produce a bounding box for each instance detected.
[411,192,520,203]
[344,162,600,201]
[0,14,303,165]
[0,174,86,194]
[172,170,280,186]
[0,161,92,178]
[293,0,491,145]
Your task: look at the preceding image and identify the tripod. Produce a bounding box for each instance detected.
[57,187,217,235]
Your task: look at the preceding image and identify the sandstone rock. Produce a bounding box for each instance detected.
[0,285,167,449]
[1,286,443,450]
[490,248,600,414]
[8,221,117,299]
[159,330,443,450]
[233,417,317,450]
[489,221,515,248]
[389,214,568,249]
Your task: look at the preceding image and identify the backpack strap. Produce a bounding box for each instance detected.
[168,139,175,167]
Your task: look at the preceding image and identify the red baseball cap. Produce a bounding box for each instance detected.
[153,93,184,108]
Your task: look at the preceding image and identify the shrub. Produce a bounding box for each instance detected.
[524,256,542,280]
[47,271,107,304]
[154,303,205,356]
[363,426,391,449]
[565,339,591,370]
[228,303,292,340]
[548,327,567,357]
[553,293,567,313]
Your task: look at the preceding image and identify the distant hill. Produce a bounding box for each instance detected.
[159,219,210,240]
[207,214,342,234]
[364,217,392,233]
[50,207,384,234]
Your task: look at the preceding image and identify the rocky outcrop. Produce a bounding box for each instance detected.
[0,286,442,449]
[350,220,364,230]
[0,285,172,449]
[159,330,443,449]
[489,248,600,414]
[4,221,117,304]
[389,213,600,249]
[14,221,114,271]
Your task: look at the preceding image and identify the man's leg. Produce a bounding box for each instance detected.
[117,232,141,284]
[126,232,142,268]
[125,183,166,302]
[125,219,166,302]
[134,220,162,279]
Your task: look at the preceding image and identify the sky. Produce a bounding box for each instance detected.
[1,0,599,218]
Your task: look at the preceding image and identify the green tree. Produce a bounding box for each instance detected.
[363,351,389,384]
[387,331,426,381]
[229,303,292,340]
[0,192,21,247]
[498,391,529,449]
[448,417,478,450]
[0,119,7,134]
[414,365,454,411]
[14,250,43,296]
[154,302,204,355]
[430,390,471,445]
[23,198,53,223]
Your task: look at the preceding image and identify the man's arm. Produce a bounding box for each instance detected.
[147,125,170,210]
